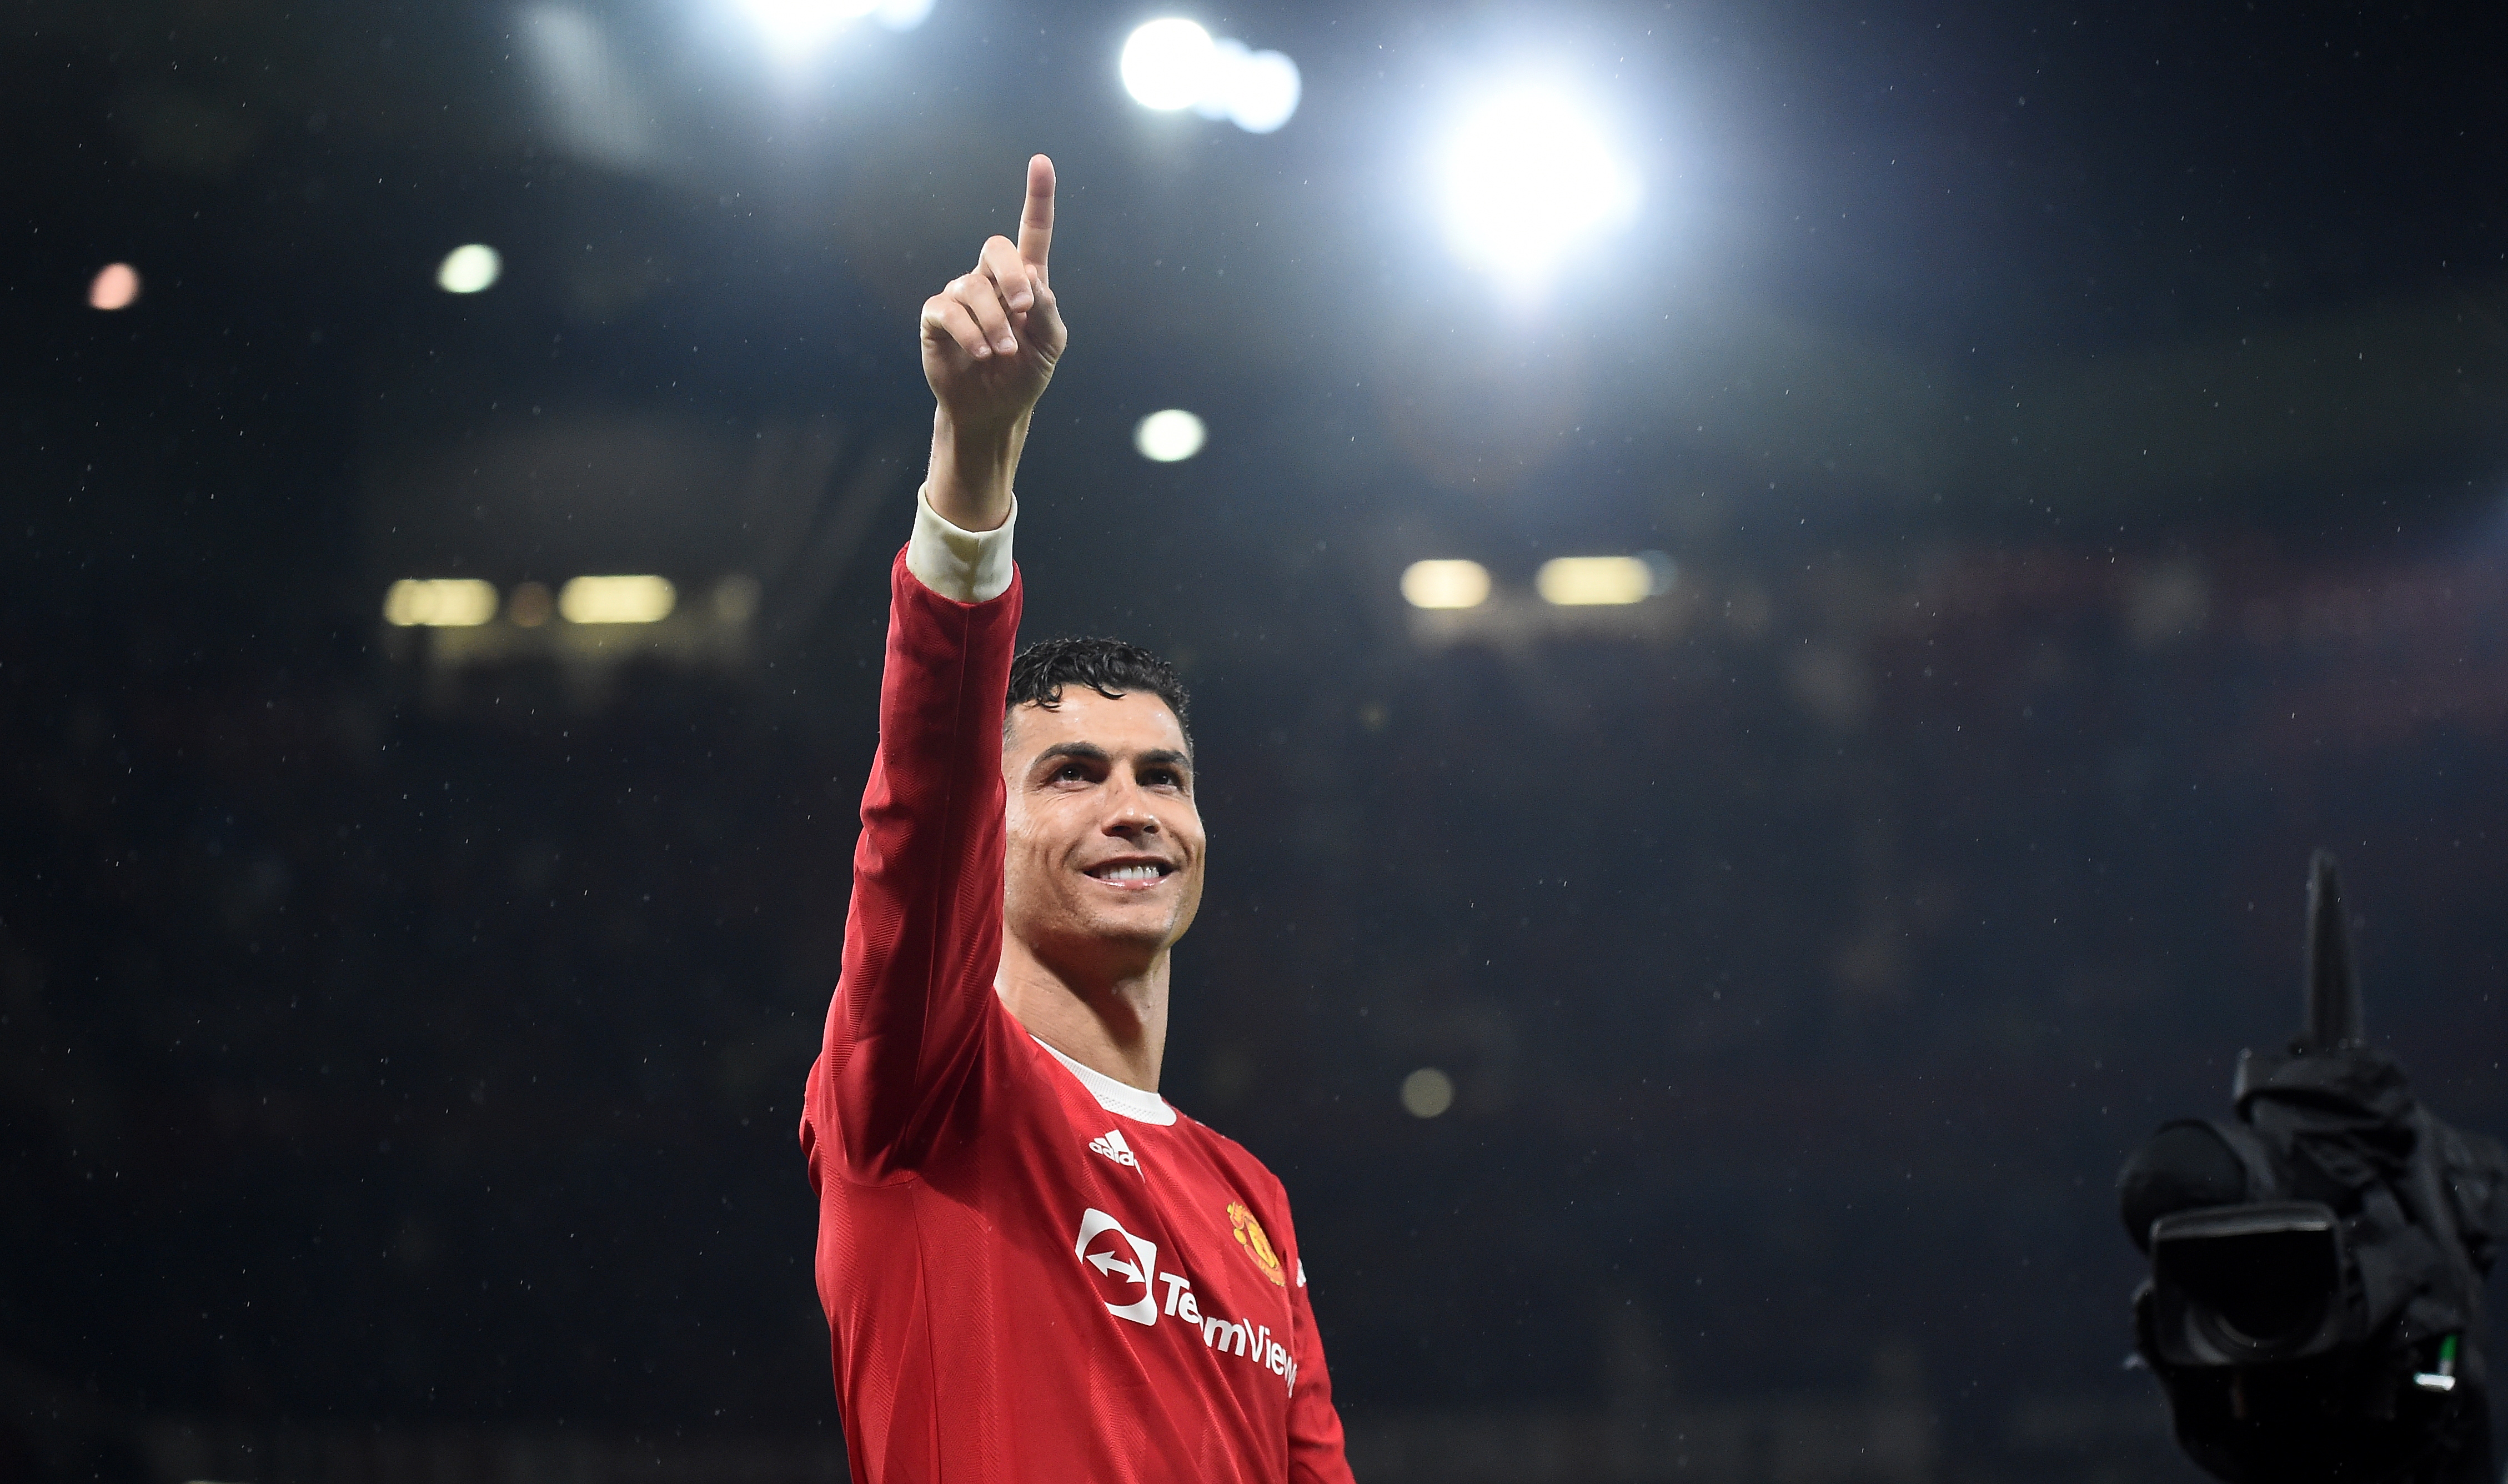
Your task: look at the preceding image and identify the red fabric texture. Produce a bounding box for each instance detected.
[802,549,1355,1484]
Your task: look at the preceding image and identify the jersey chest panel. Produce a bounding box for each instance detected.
[862,1015,1301,1480]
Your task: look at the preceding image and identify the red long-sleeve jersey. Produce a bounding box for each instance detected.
[801,550,1356,1484]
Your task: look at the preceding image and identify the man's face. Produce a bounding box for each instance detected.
[1001,688,1206,971]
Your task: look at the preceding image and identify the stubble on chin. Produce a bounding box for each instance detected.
[1076,894,1181,955]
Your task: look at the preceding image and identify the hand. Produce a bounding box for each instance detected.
[920,154,1066,532]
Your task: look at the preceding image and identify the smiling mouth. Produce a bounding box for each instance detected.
[1087,863,1172,884]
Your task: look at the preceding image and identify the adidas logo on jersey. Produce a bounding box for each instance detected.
[1089,1129,1138,1169]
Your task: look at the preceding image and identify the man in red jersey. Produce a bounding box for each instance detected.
[799,154,1357,1484]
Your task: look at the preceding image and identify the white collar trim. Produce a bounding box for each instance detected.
[1034,1036,1177,1126]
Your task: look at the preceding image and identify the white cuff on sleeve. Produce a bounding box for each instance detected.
[905,487,1017,603]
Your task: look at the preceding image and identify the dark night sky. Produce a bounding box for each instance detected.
[6,2,2508,1481]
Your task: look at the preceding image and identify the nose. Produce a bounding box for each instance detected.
[1101,776,1161,836]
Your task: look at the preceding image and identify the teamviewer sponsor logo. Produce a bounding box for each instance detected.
[1070,1210,1301,1396]
[1075,1208,1160,1325]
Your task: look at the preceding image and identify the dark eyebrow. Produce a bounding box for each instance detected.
[1031,743,1193,776]
[1034,743,1111,766]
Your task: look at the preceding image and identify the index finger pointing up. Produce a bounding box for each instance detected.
[1017,154,1056,270]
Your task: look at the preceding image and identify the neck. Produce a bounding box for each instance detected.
[995,935,1169,1092]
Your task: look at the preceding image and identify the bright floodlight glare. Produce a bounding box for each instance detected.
[1224,48,1300,132]
[89,263,141,310]
[1150,29,1298,132]
[738,0,880,49]
[1401,1067,1456,1119]
[872,0,932,28]
[1401,559,1492,610]
[1134,409,1208,462]
[384,579,499,628]
[1192,37,1248,118]
[437,244,503,294]
[1536,555,1655,606]
[1193,38,1300,132]
[1121,18,1217,111]
[1439,86,1641,289]
[560,575,677,624]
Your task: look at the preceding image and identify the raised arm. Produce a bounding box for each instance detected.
[921,153,1065,533]
[803,157,1067,1185]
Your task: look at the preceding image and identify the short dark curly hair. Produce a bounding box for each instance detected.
[1005,636,1192,750]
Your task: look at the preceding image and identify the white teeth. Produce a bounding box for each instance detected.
[1098,864,1163,882]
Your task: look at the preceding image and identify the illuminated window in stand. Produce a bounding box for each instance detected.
[559,575,676,625]
[384,578,499,627]
[1535,554,1674,606]
[1400,560,1492,610]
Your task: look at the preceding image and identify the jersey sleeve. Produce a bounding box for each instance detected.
[800,533,1022,1186]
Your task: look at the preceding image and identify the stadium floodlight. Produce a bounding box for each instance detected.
[1436,83,1641,292]
[1123,20,1297,130]
[559,574,678,624]
[1227,48,1300,133]
[1133,409,1207,462]
[1121,19,1217,110]
[1535,555,1671,606]
[1401,1067,1456,1118]
[88,263,141,310]
[1193,38,1301,133]
[384,579,499,628]
[1400,560,1492,610]
[437,244,503,294]
[733,0,882,51]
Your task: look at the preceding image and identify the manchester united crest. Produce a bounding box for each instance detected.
[1226,1201,1287,1287]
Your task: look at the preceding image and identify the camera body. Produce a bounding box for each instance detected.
[2145,1200,2351,1368]
[2119,855,2506,1484]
